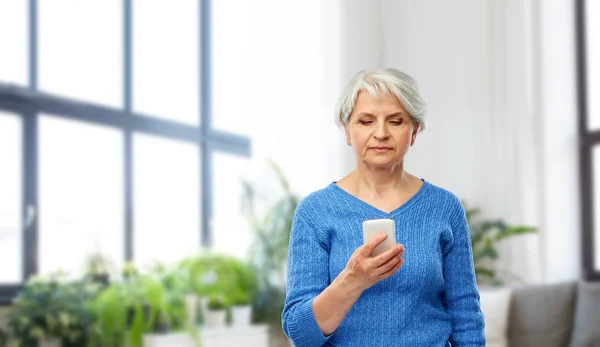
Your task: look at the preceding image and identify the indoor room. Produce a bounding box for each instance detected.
[0,0,598,346]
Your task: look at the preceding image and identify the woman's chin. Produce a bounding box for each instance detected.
[360,157,403,170]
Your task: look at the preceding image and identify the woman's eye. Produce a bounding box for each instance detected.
[390,120,403,125]
[359,120,373,125]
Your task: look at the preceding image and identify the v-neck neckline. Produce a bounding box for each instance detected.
[329,179,430,217]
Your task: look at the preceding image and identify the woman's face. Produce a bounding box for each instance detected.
[345,90,419,169]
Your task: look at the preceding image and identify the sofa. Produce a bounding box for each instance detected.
[479,280,600,347]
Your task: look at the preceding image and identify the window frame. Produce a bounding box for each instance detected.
[576,0,600,281]
[0,0,251,303]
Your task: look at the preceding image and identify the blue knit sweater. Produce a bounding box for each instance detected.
[282,180,486,347]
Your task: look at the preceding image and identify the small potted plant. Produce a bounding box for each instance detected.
[230,290,253,326]
[183,251,231,327]
[87,263,167,347]
[6,273,101,347]
[227,259,258,326]
[0,328,8,347]
[179,256,210,327]
[241,160,301,342]
[462,201,538,286]
[205,295,228,329]
[147,263,193,332]
[83,252,113,286]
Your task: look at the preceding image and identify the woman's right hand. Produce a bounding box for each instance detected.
[311,233,405,337]
[340,233,405,293]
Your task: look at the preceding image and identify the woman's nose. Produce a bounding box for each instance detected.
[373,122,389,140]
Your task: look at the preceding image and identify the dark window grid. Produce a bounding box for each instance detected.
[0,0,251,303]
[576,0,600,281]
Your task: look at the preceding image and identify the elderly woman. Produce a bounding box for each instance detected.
[281,68,486,346]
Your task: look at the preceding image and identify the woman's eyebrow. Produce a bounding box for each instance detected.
[355,111,406,117]
[386,112,406,118]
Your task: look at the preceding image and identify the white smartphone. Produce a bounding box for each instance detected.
[362,218,396,256]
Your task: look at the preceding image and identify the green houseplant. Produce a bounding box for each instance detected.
[206,296,228,311]
[204,295,228,328]
[87,262,167,347]
[6,274,101,347]
[0,327,7,347]
[144,263,201,346]
[241,161,301,336]
[225,257,258,305]
[146,263,192,332]
[83,252,113,286]
[180,251,241,329]
[88,261,201,347]
[230,290,250,307]
[225,258,258,326]
[182,252,228,300]
[463,202,538,286]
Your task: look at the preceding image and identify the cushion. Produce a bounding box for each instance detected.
[479,286,512,347]
[508,281,576,347]
[569,281,600,347]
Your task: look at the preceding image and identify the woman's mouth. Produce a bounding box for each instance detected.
[370,146,392,152]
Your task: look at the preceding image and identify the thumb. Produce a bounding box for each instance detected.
[363,232,387,256]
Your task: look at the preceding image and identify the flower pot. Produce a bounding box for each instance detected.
[205,309,227,328]
[232,305,252,326]
[39,338,61,347]
[185,294,199,326]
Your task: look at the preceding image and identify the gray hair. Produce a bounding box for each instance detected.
[334,68,427,132]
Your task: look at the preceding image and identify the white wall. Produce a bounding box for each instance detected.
[536,0,581,283]
[377,0,581,284]
[242,0,347,198]
[243,0,384,197]
[379,0,539,284]
[379,0,489,206]
[238,0,581,284]
[337,0,385,174]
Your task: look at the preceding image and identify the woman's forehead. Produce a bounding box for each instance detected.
[352,92,408,116]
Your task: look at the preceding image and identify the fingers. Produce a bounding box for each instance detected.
[361,232,389,256]
[379,257,404,280]
[378,251,404,272]
[346,238,405,291]
[372,244,404,267]
[376,247,404,271]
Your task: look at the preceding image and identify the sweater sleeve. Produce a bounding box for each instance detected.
[281,201,334,347]
[442,200,487,347]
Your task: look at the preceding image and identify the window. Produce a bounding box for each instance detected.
[38,0,123,107]
[0,113,23,284]
[132,0,199,125]
[0,0,251,303]
[211,0,251,136]
[577,0,600,281]
[0,0,28,86]
[38,115,124,277]
[133,133,201,266]
[211,152,252,259]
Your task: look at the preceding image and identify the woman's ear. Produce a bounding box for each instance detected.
[345,124,351,146]
[410,123,420,146]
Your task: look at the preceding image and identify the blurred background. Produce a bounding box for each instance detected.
[0,0,598,346]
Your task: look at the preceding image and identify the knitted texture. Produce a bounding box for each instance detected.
[282,180,486,347]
